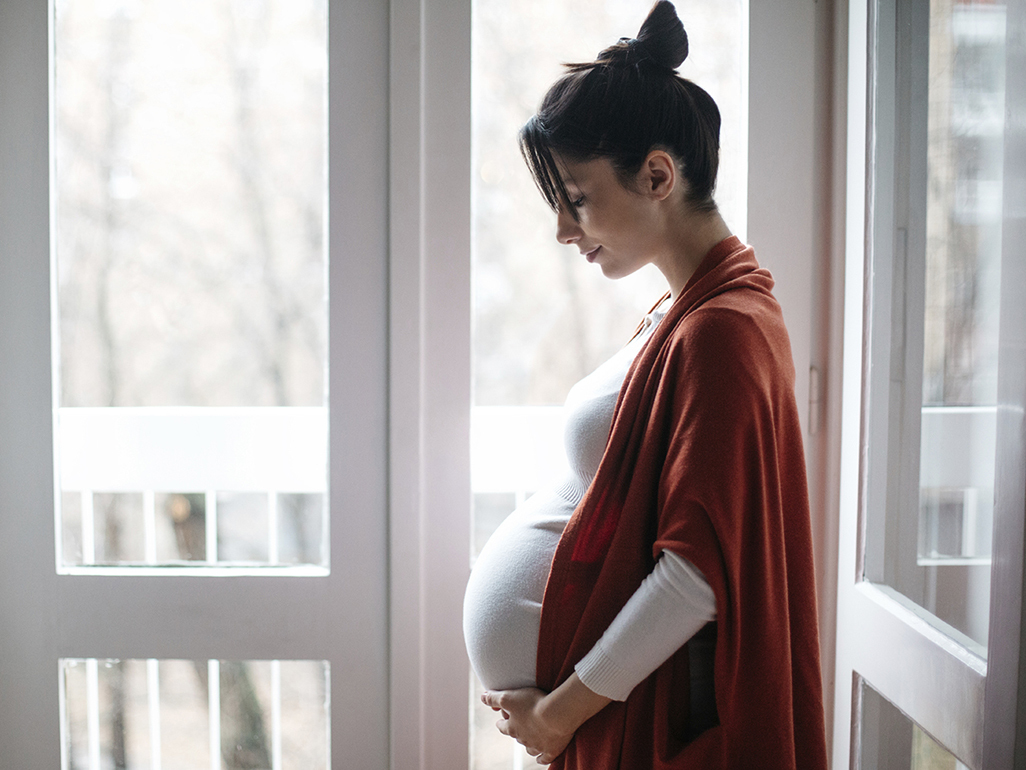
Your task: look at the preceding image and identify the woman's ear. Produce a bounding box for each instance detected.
[642,150,677,201]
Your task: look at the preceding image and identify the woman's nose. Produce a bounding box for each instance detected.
[556,209,581,245]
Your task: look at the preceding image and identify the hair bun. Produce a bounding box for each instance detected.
[635,0,688,70]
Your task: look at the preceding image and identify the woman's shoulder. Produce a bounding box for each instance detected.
[657,290,796,391]
[670,288,786,350]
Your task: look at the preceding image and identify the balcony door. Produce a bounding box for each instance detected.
[832,0,1026,765]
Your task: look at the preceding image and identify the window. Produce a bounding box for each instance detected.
[0,0,388,766]
[53,0,329,574]
[832,0,1026,765]
[2,0,847,766]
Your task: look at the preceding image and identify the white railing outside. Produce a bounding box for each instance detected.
[61,658,328,770]
[58,405,570,572]
[919,405,996,564]
[59,407,328,493]
[59,403,992,565]
[57,407,327,572]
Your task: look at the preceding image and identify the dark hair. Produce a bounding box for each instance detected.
[519,0,721,220]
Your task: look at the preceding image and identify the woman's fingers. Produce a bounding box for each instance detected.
[482,686,569,762]
[481,692,511,722]
[481,690,506,712]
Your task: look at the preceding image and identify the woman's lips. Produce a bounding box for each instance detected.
[583,246,601,262]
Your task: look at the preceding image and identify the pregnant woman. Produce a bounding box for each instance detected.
[463,3,828,768]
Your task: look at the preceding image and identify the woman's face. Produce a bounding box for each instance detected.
[553,155,668,281]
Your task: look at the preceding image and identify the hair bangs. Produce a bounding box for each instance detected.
[519,117,580,221]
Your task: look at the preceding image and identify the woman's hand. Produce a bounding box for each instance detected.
[481,673,612,764]
[481,686,572,764]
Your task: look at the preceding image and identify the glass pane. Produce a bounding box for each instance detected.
[53,0,328,570]
[155,492,207,562]
[864,0,1004,649]
[471,492,516,561]
[93,493,145,564]
[62,491,84,564]
[916,0,1003,643]
[60,658,329,770]
[278,660,330,770]
[217,493,270,563]
[275,493,326,566]
[159,659,211,769]
[469,0,747,765]
[859,682,969,770]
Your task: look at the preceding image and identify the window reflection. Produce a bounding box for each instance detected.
[859,682,969,769]
[915,0,1003,645]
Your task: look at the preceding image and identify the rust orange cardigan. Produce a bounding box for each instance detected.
[536,237,827,769]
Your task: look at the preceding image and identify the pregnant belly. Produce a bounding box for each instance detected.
[462,488,574,691]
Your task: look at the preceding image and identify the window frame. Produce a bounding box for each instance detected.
[0,0,391,766]
[0,0,839,766]
[831,0,1026,766]
[387,0,473,767]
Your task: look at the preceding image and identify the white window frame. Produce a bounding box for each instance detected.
[831,0,1026,766]
[0,0,390,766]
[387,0,473,766]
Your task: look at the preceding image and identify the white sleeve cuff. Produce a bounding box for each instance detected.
[574,550,716,702]
[575,644,633,701]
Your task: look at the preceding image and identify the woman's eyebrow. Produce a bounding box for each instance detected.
[561,176,584,193]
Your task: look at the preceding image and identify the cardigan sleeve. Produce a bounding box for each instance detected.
[574,550,715,701]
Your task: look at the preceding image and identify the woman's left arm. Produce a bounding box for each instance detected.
[481,673,611,764]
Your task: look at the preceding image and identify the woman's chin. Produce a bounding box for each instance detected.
[599,263,640,281]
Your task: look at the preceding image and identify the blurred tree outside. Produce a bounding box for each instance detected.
[55,0,326,410]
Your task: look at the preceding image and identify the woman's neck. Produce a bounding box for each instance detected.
[655,209,734,299]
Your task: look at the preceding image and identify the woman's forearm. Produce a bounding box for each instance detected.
[538,672,612,737]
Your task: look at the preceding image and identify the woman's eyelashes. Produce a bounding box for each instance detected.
[571,195,586,207]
